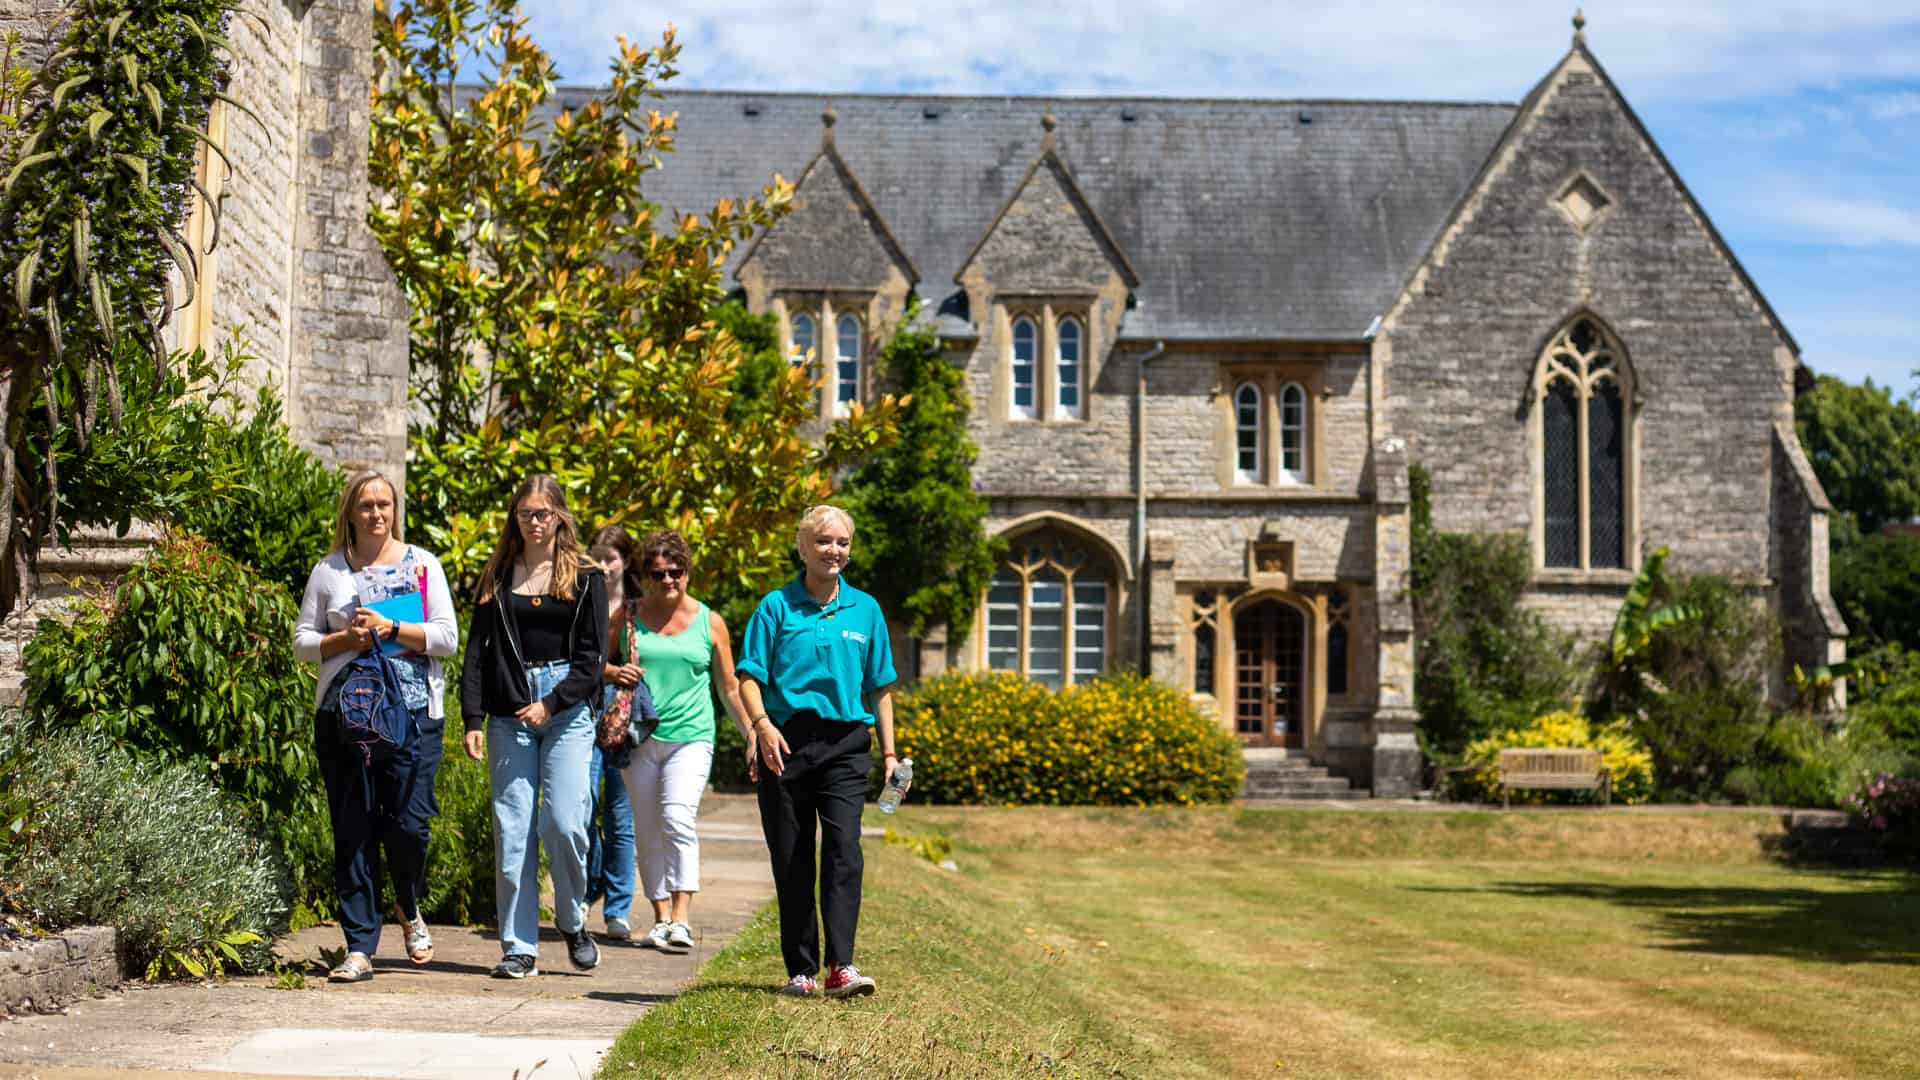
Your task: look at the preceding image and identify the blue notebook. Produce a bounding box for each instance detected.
[355,557,430,656]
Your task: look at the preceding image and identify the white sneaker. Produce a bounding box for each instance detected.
[780,973,818,996]
[605,916,631,941]
[666,921,695,949]
[639,921,673,950]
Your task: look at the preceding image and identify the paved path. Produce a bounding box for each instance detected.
[0,794,775,1080]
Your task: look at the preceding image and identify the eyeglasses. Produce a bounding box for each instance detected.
[514,509,555,524]
[647,567,686,581]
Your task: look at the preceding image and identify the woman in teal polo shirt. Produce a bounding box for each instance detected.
[736,504,898,999]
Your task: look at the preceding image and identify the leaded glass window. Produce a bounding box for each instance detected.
[1537,316,1632,570]
[1235,382,1263,484]
[1279,383,1307,482]
[1056,317,1084,419]
[834,315,861,418]
[982,527,1114,687]
[789,313,815,367]
[1011,317,1037,420]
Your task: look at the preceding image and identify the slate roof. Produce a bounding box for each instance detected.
[540,89,1517,342]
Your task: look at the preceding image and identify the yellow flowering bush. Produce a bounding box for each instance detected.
[1453,709,1654,804]
[891,672,1245,806]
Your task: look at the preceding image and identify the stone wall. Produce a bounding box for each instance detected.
[283,0,409,487]
[0,526,160,704]
[0,927,120,1016]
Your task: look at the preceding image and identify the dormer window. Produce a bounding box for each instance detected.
[1005,310,1091,423]
[1010,316,1039,420]
[789,312,815,366]
[1056,317,1084,420]
[834,314,862,418]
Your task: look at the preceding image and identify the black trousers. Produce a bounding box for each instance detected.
[315,711,442,957]
[756,713,871,978]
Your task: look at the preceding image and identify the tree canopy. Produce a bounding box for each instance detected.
[370,0,900,595]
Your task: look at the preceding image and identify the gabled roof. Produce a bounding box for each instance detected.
[1384,38,1800,356]
[546,90,1516,341]
[955,139,1141,290]
[736,122,920,289]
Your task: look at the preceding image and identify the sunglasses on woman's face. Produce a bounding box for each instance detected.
[648,566,686,581]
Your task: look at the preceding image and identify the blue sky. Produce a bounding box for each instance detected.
[522,2,1920,396]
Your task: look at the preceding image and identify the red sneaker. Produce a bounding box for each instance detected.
[823,963,875,999]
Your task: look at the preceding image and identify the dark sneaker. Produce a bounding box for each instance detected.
[823,963,875,999]
[566,928,600,971]
[779,973,818,997]
[491,954,537,979]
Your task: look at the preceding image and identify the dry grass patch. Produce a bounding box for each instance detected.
[603,805,1919,1079]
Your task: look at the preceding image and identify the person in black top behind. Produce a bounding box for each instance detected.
[460,474,608,978]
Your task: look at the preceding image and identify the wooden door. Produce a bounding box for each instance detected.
[1233,601,1305,747]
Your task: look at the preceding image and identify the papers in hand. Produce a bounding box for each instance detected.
[355,561,429,656]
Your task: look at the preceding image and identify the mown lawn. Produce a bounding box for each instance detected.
[601,806,1920,1079]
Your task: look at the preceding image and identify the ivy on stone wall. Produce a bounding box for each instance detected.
[0,0,251,619]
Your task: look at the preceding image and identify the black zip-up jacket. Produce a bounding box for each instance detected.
[460,565,608,733]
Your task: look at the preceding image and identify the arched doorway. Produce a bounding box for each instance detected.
[1233,599,1306,747]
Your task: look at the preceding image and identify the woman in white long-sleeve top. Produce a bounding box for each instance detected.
[293,470,459,983]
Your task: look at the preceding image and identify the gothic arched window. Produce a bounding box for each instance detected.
[834,314,862,417]
[983,527,1115,688]
[789,312,815,367]
[1537,316,1630,569]
[1279,382,1307,483]
[1010,316,1038,420]
[1234,382,1263,484]
[1056,316,1084,420]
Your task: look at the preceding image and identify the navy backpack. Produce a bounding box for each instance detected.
[335,648,412,764]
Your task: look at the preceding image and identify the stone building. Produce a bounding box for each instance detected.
[0,4,1844,795]
[624,23,1844,795]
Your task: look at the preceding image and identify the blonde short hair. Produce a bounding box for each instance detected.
[795,504,855,547]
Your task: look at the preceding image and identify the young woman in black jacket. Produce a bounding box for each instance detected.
[460,474,609,979]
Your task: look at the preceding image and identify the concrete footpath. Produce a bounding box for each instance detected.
[0,793,775,1080]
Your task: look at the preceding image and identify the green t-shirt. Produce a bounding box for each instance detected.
[632,601,716,744]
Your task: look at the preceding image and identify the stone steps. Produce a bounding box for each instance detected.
[1239,747,1368,800]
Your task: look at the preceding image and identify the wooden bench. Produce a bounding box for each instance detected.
[1497,748,1610,808]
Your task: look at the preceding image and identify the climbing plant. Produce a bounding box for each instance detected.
[0,0,254,620]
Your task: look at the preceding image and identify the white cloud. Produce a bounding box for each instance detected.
[525,0,1920,105]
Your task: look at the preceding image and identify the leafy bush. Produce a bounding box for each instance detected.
[1613,575,1779,800]
[892,672,1244,806]
[1849,643,1920,754]
[21,534,330,904]
[1832,532,1920,651]
[1722,713,1912,809]
[0,730,283,977]
[1409,465,1580,758]
[175,383,341,598]
[421,717,494,926]
[1449,709,1653,804]
[1845,771,1920,852]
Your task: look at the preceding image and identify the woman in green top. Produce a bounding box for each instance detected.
[622,529,753,951]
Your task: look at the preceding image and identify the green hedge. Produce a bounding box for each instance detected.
[892,672,1244,806]
[0,730,284,978]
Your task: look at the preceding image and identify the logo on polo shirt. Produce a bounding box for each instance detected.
[842,629,868,644]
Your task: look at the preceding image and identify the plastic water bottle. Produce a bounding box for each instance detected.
[878,758,914,814]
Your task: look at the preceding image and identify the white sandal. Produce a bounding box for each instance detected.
[327,951,373,983]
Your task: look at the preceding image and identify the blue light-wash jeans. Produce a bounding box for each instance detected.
[585,690,636,923]
[488,660,595,959]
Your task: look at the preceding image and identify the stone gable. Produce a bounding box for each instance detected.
[957,149,1136,298]
[736,139,916,298]
[1383,46,1806,587]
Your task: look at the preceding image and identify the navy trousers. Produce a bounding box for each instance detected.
[315,710,442,957]
[756,713,871,978]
